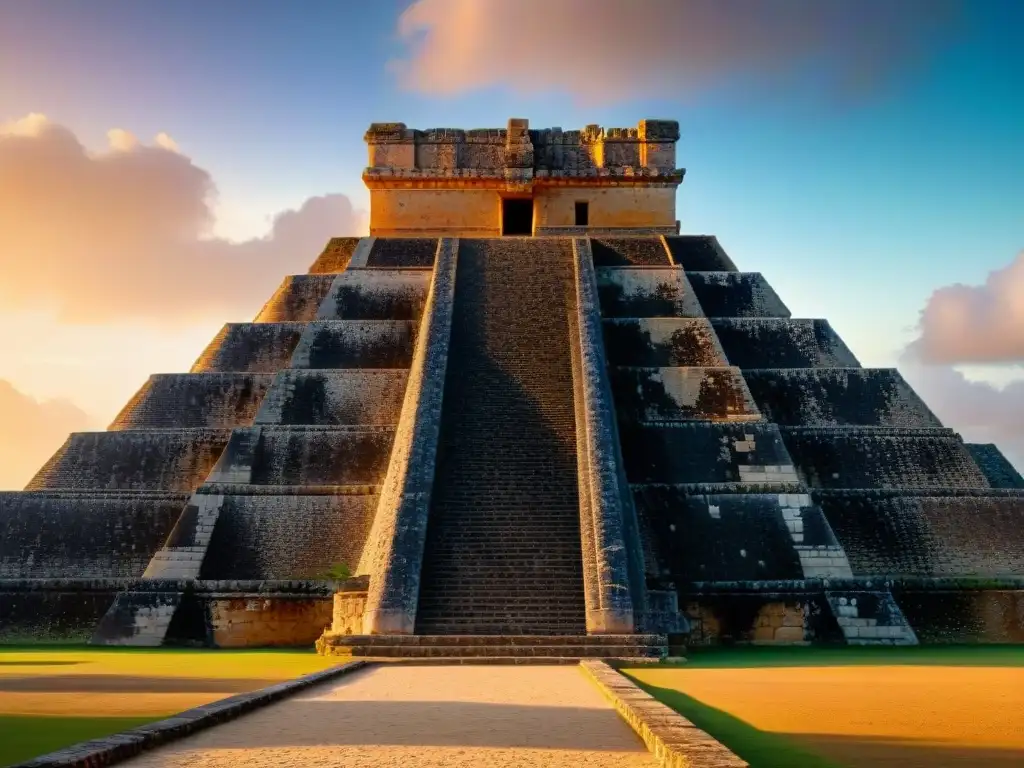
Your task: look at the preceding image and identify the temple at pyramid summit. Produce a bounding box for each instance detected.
[2,118,1023,656]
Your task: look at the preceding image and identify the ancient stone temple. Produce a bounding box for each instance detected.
[2,118,1023,656]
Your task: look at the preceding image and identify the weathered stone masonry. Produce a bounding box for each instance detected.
[3,117,1023,650]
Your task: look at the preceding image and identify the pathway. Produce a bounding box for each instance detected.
[122,664,656,767]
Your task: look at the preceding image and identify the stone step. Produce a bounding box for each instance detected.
[416,238,587,634]
[825,590,918,646]
[329,634,666,646]
[328,644,664,659]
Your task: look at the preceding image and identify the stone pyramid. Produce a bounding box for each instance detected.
[2,233,1022,650]
[4,114,1024,652]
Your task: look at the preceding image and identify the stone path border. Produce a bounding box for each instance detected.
[580,660,748,768]
[13,661,368,768]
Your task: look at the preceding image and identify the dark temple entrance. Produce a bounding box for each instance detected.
[501,198,533,236]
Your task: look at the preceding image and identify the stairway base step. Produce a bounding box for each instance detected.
[317,633,667,659]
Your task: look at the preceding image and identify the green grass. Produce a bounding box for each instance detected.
[0,645,335,766]
[626,679,840,768]
[621,645,1024,768]
[0,715,161,767]
[667,643,1024,668]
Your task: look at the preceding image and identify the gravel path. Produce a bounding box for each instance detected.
[123,664,655,767]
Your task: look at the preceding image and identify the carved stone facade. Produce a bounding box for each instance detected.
[364,118,684,237]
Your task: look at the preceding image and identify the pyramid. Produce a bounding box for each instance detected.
[2,119,1022,653]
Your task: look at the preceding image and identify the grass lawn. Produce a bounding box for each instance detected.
[622,646,1024,768]
[0,645,339,767]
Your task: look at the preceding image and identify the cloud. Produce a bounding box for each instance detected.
[900,360,1024,474]
[910,251,1024,364]
[392,0,961,103]
[0,379,94,491]
[0,114,366,325]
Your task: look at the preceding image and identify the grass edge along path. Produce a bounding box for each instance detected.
[620,674,840,768]
[0,715,159,768]
[0,646,349,767]
[618,645,1024,768]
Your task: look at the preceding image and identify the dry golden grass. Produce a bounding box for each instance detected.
[628,665,1024,768]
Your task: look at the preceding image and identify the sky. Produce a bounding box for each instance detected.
[1,0,1023,488]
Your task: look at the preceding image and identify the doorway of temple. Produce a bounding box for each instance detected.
[501,197,533,236]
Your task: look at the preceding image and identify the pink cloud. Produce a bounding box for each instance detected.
[909,251,1024,364]
[899,360,1024,473]
[0,114,366,325]
[391,0,960,102]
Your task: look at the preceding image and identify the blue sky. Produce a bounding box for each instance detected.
[0,0,1022,484]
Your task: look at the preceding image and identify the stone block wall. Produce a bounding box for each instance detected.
[663,236,738,271]
[817,491,1024,577]
[620,422,797,485]
[365,238,438,268]
[784,429,990,490]
[0,492,188,578]
[684,593,840,645]
[967,443,1024,489]
[893,587,1024,643]
[743,369,942,428]
[610,367,759,424]
[0,580,124,642]
[635,488,806,582]
[109,373,275,430]
[254,275,337,323]
[308,237,361,274]
[590,238,672,266]
[208,594,333,647]
[289,320,416,369]
[686,272,791,318]
[191,323,307,373]
[711,318,861,369]
[317,270,430,321]
[603,318,728,367]
[199,495,378,580]
[255,370,408,426]
[595,267,702,318]
[26,430,230,493]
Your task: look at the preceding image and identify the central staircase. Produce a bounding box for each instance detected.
[415,238,588,635]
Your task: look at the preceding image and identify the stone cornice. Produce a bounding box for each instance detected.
[362,167,686,191]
